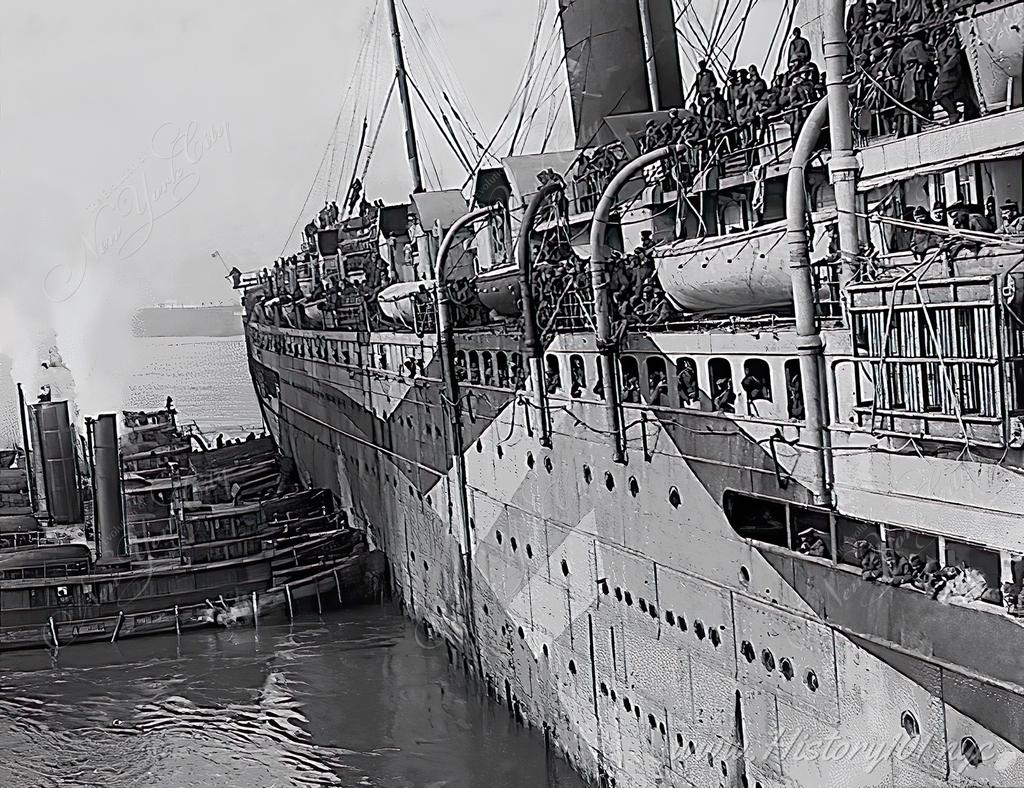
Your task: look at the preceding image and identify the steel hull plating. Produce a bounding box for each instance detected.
[246,321,1024,788]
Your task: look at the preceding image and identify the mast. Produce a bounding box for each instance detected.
[638,0,660,111]
[16,383,37,512]
[387,0,424,193]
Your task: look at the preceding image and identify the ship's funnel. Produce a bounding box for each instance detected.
[28,400,83,524]
[93,413,130,569]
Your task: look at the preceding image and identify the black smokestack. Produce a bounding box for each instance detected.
[29,400,83,524]
[93,413,130,569]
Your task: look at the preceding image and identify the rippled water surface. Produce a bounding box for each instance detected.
[0,607,587,787]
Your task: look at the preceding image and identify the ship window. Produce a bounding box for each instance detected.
[791,505,831,558]
[901,711,920,738]
[708,358,735,413]
[569,354,586,397]
[545,355,561,393]
[510,353,524,390]
[621,356,640,403]
[676,357,699,406]
[646,357,668,406]
[784,360,804,420]
[887,527,939,566]
[835,515,882,568]
[468,351,481,384]
[593,361,605,400]
[482,352,494,386]
[945,539,1002,604]
[724,491,788,548]
[496,352,509,387]
[456,351,467,381]
[742,359,772,410]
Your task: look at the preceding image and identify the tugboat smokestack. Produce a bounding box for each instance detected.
[93,413,130,569]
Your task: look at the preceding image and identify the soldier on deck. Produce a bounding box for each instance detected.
[933,32,964,124]
[883,549,915,586]
[693,60,717,100]
[898,25,933,136]
[787,27,812,69]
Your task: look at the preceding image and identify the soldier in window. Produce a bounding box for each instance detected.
[854,540,883,580]
[678,361,699,405]
[797,528,829,558]
[712,377,736,413]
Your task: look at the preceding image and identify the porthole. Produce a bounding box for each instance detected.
[568,660,577,675]
[423,561,428,571]
[544,456,553,473]
[527,544,534,559]
[648,713,656,729]
[628,476,639,497]
[676,733,684,747]
[496,531,503,544]
[605,471,615,491]
[426,494,432,506]
[762,649,776,672]
[707,752,714,768]
[600,682,609,696]
[496,445,504,459]
[610,689,617,701]
[639,598,648,613]
[634,705,641,719]
[561,559,570,576]
[615,587,623,601]
[694,620,706,640]
[517,626,525,639]
[623,697,631,712]
[648,605,658,620]
[624,592,633,606]
[583,464,592,484]
[526,451,534,469]
[476,439,483,453]
[688,741,696,755]
[668,486,681,508]
[739,566,750,584]
[658,722,665,736]
[805,670,819,692]
[600,579,608,594]
[411,551,416,561]
[482,603,489,615]
[678,615,687,632]
[709,629,721,648]
[542,643,548,657]
[665,610,676,626]
[741,641,755,662]
[961,737,982,767]
[780,657,794,680]
[510,537,518,552]
[901,711,920,738]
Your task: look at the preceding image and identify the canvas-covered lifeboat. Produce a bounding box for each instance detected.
[655,215,833,315]
[377,280,436,325]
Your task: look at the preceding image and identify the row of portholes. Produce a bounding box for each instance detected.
[596,681,760,786]
[602,581,722,647]
[494,530,571,575]
[739,640,818,690]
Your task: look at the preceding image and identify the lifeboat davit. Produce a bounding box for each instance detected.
[377,280,435,324]
[655,217,832,315]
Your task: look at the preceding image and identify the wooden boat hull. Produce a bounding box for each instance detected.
[0,553,368,651]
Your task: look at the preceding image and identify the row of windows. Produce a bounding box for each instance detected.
[724,491,1010,605]
[543,352,805,420]
[455,350,524,388]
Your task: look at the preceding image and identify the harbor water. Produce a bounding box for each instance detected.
[0,607,586,787]
[1,336,585,787]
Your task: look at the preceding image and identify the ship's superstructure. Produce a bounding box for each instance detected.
[240,0,1024,784]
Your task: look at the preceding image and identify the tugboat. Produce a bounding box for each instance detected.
[0,394,380,651]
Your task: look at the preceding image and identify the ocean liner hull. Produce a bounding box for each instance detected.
[246,321,1024,787]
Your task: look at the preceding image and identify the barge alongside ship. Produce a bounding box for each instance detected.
[240,0,1024,785]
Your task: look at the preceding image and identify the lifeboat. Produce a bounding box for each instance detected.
[377,280,435,324]
[474,265,521,317]
[655,217,833,315]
